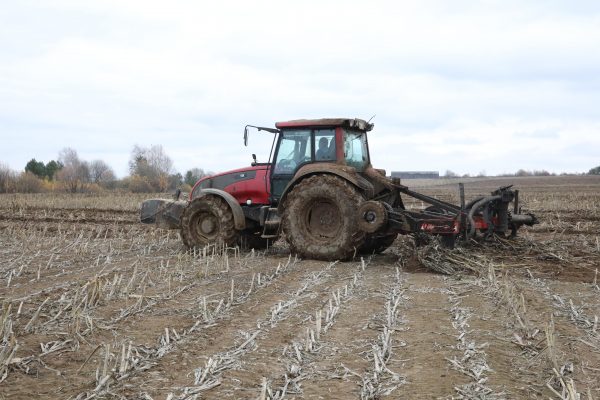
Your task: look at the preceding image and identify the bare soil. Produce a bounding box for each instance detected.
[0,176,599,399]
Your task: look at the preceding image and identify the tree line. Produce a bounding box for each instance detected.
[1,148,599,194]
[0,145,210,194]
[445,167,600,178]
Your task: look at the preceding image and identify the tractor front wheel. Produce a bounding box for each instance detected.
[180,196,238,250]
[282,175,365,261]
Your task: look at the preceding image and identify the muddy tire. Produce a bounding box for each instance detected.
[359,233,397,255]
[282,175,365,261]
[238,231,276,250]
[180,196,238,249]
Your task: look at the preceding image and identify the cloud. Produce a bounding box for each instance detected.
[1,1,599,176]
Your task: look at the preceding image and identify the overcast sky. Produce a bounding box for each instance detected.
[1,0,599,177]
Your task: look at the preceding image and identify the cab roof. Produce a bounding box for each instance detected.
[275,118,373,132]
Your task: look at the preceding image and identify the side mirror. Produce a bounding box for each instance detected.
[251,153,257,166]
[244,126,248,146]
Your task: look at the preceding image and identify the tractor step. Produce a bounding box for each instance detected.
[262,207,280,238]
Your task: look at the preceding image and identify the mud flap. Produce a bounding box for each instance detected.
[140,199,187,229]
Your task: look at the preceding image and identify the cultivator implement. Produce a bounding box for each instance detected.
[359,183,537,246]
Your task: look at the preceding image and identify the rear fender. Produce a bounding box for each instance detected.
[194,188,246,230]
[278,163,374,212]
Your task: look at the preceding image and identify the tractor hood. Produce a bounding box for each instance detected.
[190,164,271,205]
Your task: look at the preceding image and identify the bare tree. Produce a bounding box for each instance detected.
[129,145,173,176]
[89,159,116,184]
[129,145,174,191]
[0,162,17,193]
[184,168,207,186]
[56,148,90,193]
[515,169,532,177]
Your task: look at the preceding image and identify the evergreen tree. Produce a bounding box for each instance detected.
[45,160,63,180]
[25,158,46,178]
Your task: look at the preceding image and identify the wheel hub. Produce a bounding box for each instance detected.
[307,201,341,239]
[193,211,220,241]
[357,201,388,233]
[365,211,376,222]
[200,218,216,234]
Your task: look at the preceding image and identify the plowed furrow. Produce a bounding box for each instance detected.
[388,273,467,399]
[299,271,387,399]
[3,255,297,399]
[206,261,367,399]
[119,259,346,399]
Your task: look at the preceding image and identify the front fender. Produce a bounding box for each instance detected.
[193,188,246,230]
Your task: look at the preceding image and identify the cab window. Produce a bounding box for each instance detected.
[344,130,369,170]
[315,129,336,161]
[274,130,312,174]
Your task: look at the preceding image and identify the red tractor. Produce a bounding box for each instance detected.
[141,118,536,260]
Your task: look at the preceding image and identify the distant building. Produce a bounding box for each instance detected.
[390,171,439,179]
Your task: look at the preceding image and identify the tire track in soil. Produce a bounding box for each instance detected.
[444,278,526,398]
[205,261,367,399]
[120,259,352,399]
[294,261,398,399]
[389,272,469,399]
[77,258,335,399]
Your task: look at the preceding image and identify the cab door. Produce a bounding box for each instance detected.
[270,129,312,204]
[269,128,338,204]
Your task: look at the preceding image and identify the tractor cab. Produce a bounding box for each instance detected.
[258,118,373,204]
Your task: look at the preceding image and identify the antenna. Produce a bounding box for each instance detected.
[367,114,376,123]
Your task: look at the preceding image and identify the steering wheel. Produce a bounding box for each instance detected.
[277,159,297,172]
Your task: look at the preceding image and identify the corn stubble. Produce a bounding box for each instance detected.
[0,176,599,398]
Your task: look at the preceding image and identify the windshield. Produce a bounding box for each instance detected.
[344,130,369,170]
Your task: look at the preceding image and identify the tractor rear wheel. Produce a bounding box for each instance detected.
[282,175,365,261]
[180,196,238,250]
[359,233,397,255]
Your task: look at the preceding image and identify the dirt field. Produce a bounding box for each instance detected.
[0,175,599,399]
